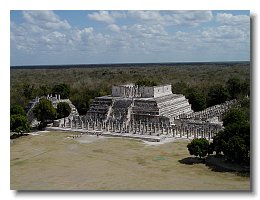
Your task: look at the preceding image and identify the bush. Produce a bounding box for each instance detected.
[10,114,31,133]
[187,138,210,159]
[11,105,26,116]
[223,136,249,164]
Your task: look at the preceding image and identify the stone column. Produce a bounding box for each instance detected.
[120,123,123,133]
[86,121,89,130]
[172,125,175,137]
[161,124,164,135]
[80,119,83,129]
[91,121,93,130]
[69,119,72,128]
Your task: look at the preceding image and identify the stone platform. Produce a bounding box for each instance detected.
[46,127,165,142]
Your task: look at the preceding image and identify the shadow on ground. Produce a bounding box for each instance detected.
[178,157,204,165]
[178,155,250,177]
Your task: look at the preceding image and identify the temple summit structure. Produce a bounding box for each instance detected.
[86,84,193,126]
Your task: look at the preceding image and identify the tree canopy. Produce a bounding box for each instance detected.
[226,77,241,99]
[136,79,157,86]
[11,105,26,116]
[211,100,250,164]
[186,88,206,111]
[187,138,210,159]
[10,114,31,133]
[222,108,247,127]
[33,98,56,127]
[207,84,229,107]
[51,83,70,99]
[56,102,71,119]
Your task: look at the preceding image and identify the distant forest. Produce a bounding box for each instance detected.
[10,62,250,115]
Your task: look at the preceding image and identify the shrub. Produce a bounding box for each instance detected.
[187,138,209,159]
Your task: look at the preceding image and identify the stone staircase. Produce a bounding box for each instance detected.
[110,99,132,123]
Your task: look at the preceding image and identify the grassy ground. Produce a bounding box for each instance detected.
[10,131,250,190]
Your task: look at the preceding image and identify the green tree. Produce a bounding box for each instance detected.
[23,84,35,100]
[172,81,189,95]
[211,102,250,164]
[226,78,241,99]
[10,114,31,133]
[223,136,249,164]
[56,102,71,119]
[187,138,210,159]
[241,79,250,97]
[10,105,26,116]
[33,98,56,127]
[38,85,51,96]
[222,108,247,127]
[207,84,229,106]
[136,79,157,86]
[187,88,206,111]
[51,83,70,99]
[211,130,226,156]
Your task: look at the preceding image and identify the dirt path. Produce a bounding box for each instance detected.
[10,131,250,190]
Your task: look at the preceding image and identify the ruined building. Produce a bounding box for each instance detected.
[52,84,236,141]
[26,94,78,127]
[86,84,193,126]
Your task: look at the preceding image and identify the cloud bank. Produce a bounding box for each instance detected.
[10,10,250,65]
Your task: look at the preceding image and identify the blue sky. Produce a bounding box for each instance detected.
[10,10,250,66]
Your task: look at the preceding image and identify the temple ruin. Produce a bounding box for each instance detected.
[26,94,79,127]
[48,84,237,142]
[87,84,192,124]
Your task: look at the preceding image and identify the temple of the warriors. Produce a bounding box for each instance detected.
[27,83,237,142]
[86,84,193,125]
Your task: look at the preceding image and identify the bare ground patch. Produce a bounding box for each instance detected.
[10,131,250,190]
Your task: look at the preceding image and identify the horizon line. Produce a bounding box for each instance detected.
[10,60,250,68]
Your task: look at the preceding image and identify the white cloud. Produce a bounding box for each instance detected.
[170,11,213,26]
[11,11,250,65]
[201,25,249,43]
[22,11,71,30]
[88,11,115,24]
[216,13,249,27]
[128,11,162,22]
[128,24,168,39]
[110,11,126,19]
[127,10,213,26]
[108,24,121,33]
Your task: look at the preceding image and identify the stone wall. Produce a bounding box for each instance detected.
[111,84,172,98]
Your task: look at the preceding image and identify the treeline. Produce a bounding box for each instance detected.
[11,64,250,115]
[172,77,250,111]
